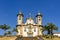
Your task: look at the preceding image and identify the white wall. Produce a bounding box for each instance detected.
[25,18,35,25]
[33,27,38,37]
[17,29,20,35]
[53,34,60,37]
[22,26,38,37]
[22,27,28,37]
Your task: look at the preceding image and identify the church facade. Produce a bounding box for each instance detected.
[16,12,43,37]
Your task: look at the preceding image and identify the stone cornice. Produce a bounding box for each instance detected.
[16,24,43,27]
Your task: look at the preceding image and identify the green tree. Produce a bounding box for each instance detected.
[0,24,11,36]
[43,23,58,35]
[13,28,18,33]
[7,31,12,36]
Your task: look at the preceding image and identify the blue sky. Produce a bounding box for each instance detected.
[0,0,60,35]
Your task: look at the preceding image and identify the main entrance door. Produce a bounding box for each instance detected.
[28,34,33,37]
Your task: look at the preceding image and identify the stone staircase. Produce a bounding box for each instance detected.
[21,37,38,40]
[15,37,44,40]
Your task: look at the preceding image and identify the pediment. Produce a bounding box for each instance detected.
[25,18,35,25]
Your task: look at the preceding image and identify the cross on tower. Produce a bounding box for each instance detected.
[29,13,32,18]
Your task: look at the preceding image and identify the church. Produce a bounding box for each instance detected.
[16,12,43,37]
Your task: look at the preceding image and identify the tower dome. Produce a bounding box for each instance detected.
[36,12,42,17]
[17,11,24,17]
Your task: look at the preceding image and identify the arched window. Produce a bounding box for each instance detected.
[24,27,26,32]
[39,18,40,20]
[34,28,36,32]
[19,15,21,20]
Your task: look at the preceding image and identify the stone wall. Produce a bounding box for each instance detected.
[0,36,17,40]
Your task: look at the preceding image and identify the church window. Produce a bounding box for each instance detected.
[28,26,32,32]
[19,15,21,20]
[24,27,26,32]
[39,18,40,20]
[34,28,36,32]
[28,34,32,37]
[39,17,40,18]
[29,26,31,29]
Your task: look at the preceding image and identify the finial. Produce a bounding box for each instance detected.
[18,11,22,14]
[37,10,41,15]
[36,11,42,17]
[38,12,41,15]
[29,12,32,18]
[17,11,24,17]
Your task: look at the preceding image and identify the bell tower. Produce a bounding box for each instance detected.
[17,12,24,25]
[36,12,43,36]
[36,12,42,25]
[16,11,24,36]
